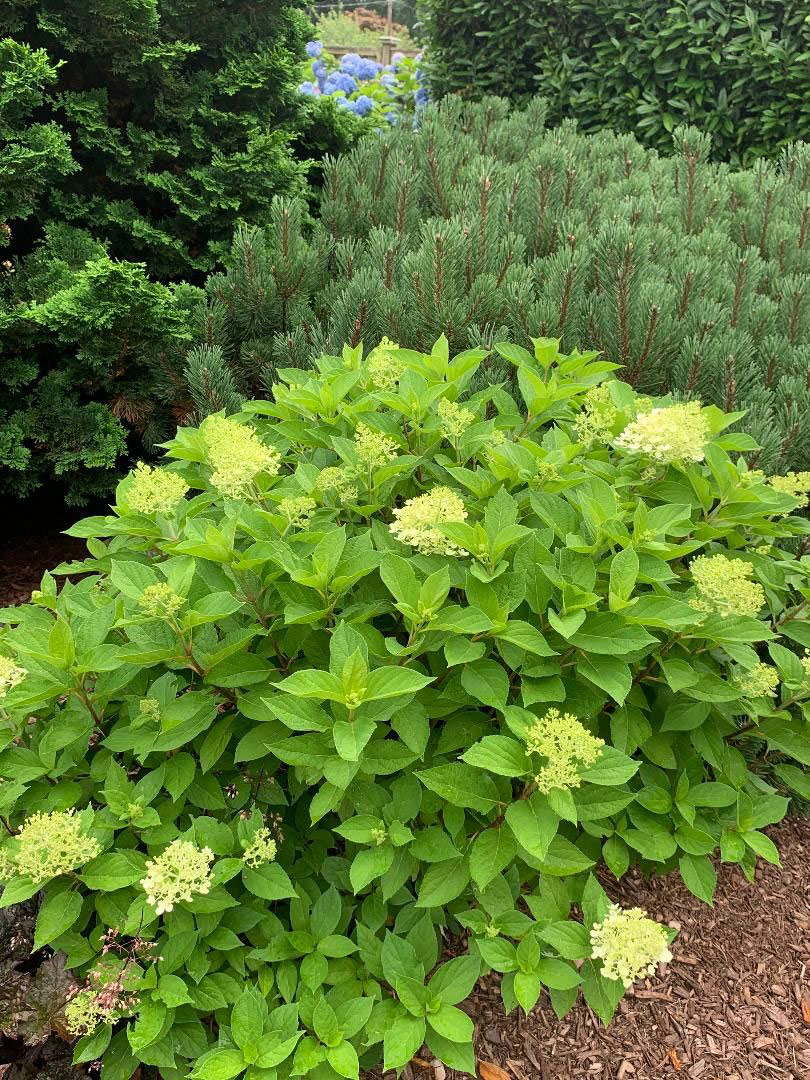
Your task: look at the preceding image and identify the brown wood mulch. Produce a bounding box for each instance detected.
[408,816,810,1080]
[2,529,810,1080]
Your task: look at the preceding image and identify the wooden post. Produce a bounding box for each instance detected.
[380,0,397,65]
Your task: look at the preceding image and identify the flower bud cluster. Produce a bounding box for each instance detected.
[278,496,316,529]
[127,462,189,515]
[690,553,765,618]
[317,466,358,503]
[768,471,810,506]
[0,655,26,698]
[526,708,604,793]
[13,809,101,883]
[737,662,779,698]
[138,582,186,620]
[438,397,475,441]
[575,384,618,447]
[242,827,278,868]
[354,424,399,471]
[365,337,404,389]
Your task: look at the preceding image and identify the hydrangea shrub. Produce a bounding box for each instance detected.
[300,43,426,123]
[1,337,810,1079]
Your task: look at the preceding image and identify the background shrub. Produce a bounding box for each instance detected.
[1,0,315,277]
[185,98,810,474]
[0,0,358,502]
[1,338,809,1077]
[418,0,810,163]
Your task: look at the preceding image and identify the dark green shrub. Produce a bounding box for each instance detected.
[0,1,352,502]
[418,0,810,163]
[185,98,810,474]
[0,226,200,502]
[0,0,315,277]
[1,337,809,1078]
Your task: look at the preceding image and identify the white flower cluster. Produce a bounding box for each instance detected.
[13,809,101,883]
[0,655,26,698]
[615,401,709,465]
[389,486,467,556]
[140,839,213,915]
[590,904,673,987]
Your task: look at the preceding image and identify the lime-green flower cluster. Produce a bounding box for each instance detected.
[737,663,779,698]
[203,415,281,498]
[690,553,766,618]
[138,697,161,724]
[317,466,358,503]
[389,485,467,555]
[590,905,673,987]
[140,839,214,916]
[241,827,278,868]
[278,496,316,529]
[526,708,605,793]
[365,337,404,390]
[64,989,114,1037]
[768,471,810,506]
[354,424,399,472]
[0,654,26,698]
[575,383,618,447]
[615,400,709,465]
[437,397,475,441]
[138,582,186,620]
[12,810,100,883]
[126,462,189,515]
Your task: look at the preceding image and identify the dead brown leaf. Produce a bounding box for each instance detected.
[802,994,810,1024]
[668,1048,683,1071]
[479,1063,510,1080]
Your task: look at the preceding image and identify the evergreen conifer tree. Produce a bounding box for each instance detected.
[185,97,810,473]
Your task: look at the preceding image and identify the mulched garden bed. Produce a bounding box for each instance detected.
[2,530,809,1080]
[410,816,810,1080]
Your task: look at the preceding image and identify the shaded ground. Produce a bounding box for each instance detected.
[2,527,809,1079]
[407,817,810,1080]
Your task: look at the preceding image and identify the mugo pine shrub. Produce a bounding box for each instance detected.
[186,97,810,475]
[2,337,810,1079]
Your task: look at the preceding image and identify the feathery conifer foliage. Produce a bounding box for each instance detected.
[418,0,810,163]
[186,98,810,474]
[0,0,314,277]
[0,0,347,501]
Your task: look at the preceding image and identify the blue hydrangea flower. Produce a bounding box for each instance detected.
[298,81,320,96]
[415,87,429,108]
[324,71,358,95]
[353,95,375,117]
[340,53,381,81]
[306,41,323,58]
[380,73,396,89]
[385,111,399,125]
[392,51,405,65]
